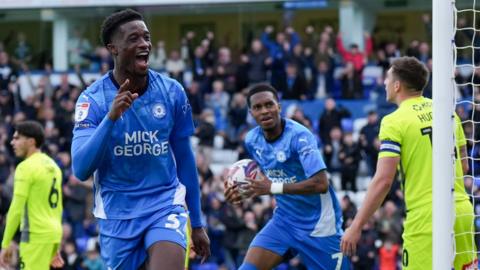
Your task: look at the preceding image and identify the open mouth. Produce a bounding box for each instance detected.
[260,117,273,125]
[135,52,149,69]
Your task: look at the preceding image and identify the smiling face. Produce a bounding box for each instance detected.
[249,91,281,133]
[109,20,152,77]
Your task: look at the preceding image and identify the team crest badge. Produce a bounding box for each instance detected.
[75,102,90,122]
[276,151,286,162]
[153,103,166,118]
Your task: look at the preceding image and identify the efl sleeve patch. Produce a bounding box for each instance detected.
[75,102,90,122]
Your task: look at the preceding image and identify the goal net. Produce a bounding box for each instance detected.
[435,0,480,269]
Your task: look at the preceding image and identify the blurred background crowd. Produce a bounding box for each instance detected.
[0,5,478,270]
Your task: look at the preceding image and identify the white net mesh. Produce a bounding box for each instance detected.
[453,0,480,267]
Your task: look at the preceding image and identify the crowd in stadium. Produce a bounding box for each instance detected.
[0,12,477,270]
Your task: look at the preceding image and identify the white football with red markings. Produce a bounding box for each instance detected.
[226,159,262,195]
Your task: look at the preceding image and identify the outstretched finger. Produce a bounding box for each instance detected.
[118,79,130,93]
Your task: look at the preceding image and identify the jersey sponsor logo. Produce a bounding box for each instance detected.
[153,103,166,119]
[75,122,91,129]
[114,130,169,156]
[75,102,90,122]
[412,101,432,112]
[265,169,297,183]
[276,151,286,162]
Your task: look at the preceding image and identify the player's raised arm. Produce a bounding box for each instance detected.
[72,80,137,181]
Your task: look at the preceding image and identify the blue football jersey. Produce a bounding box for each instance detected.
[245,119,343,236]
[72,70,193,219]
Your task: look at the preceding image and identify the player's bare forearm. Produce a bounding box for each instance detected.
[283,170,329,195]
[246,170,329,197]
[349,157,399,231]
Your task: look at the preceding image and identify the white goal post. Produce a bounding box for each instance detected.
[432,0,455,269]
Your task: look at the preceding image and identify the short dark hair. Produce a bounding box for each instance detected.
[100,9,144,47]
[246,83,279,108]
[391,56,429,92]
[15,121,45,148]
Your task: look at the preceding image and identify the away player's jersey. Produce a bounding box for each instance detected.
[72,70,193,219]
[245,119,343,236]
[379,96,469,212]
[12,153,62,243]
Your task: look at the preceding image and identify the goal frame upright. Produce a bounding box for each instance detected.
[432,0,455,269]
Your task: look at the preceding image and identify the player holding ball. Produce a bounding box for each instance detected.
[224,83,350,270]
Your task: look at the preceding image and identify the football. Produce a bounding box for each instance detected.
[226,159,262,196]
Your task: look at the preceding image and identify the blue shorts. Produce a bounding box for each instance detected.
[250,217,351,270]
[98,205,188,270]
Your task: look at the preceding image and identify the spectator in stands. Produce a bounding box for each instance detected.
[12,32,32,67]
[82,239,106,270]
[288,43,307,73]
[339,132,361,192]
[206,80,230,132]
[187,80,205,120]
[312,59,334,99]
[375,49,390,73]
[196,150,214,185]
[214,47,236,94]
[376,200,403,244]
[235,210,258,265]
[205,194,226,266]
[341,195,357,230]
[288,105,314,132]
[0,52,17,92]
[323,126,343,173]
[63,174,91,240]
[68,28,92,69]
[149,40,166,71]
[61,241,84,270]
[378,238,400,270]
[279,62,308,100]
[336,32,372,77]
[203,31,218,68]
[0,90,14,122]
[226,93,248,148]
[219,204,245,269]
[405,40,420,59]
[314,40,335,75]
[417,42,431,64]
[195,109,216,148]
[244,39,271,85]
[359,111,380,176]
[339,62,363,99]
[261,25,300,94]
[53,73,76,102]
[384,42,401,64]
[165,49,186,84]
[304,25,319,50]
[318,98,351,144]
[189,45,209,82]
[82,46,113,72]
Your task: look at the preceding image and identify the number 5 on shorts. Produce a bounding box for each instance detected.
[332,252,343,270]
